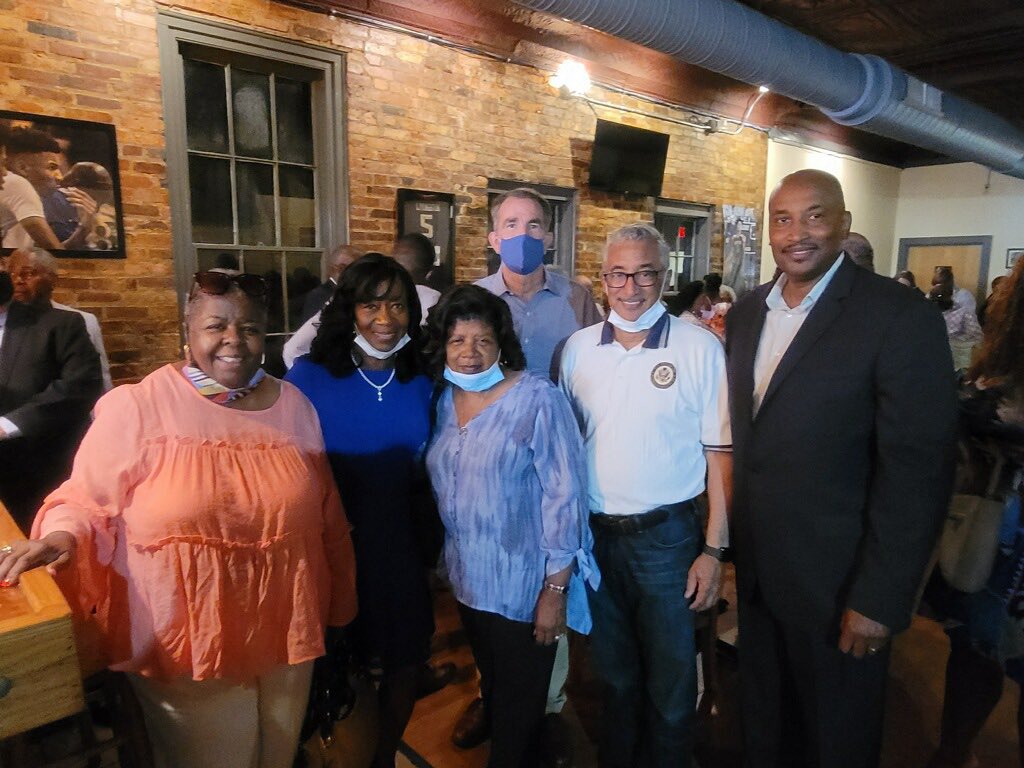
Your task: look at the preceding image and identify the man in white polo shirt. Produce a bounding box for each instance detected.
[559,222,731,768]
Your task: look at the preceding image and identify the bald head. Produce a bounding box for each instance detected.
[767,169,852,290]
[842,232,874,272]
[769,169,846,212]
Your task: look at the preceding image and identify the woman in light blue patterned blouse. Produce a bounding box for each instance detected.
[425,285,599,768]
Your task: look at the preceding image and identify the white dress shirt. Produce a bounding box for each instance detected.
[752,254,846,417]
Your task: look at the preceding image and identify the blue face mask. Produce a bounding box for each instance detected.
[499,234,546,276]
[444,360,505,392]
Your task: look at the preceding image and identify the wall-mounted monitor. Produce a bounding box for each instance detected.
[588,119,670,197]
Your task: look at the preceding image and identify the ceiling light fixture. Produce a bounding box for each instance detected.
[549,60,592,96]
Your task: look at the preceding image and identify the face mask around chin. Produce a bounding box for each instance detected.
[353,332,411,360]
[606,301,666,333]
[443,360,505,392]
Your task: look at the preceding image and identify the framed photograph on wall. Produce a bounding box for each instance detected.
[1,109,126,258]
[1007,248,1024,270]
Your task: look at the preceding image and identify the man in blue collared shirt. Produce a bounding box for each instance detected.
[475,188,601,381]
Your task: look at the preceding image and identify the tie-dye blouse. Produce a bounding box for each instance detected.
[426,371,599,633]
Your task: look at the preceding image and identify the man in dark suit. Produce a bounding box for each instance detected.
[298,243,360,324]
[0,264,102,530]
[724,169,957,767]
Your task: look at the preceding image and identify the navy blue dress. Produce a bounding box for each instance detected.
[286,356,435,669]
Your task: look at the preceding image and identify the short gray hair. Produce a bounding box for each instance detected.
[12,247,59,277]
[603,222,671,270]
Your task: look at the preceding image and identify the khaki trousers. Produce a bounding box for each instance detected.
[128,661,313,768]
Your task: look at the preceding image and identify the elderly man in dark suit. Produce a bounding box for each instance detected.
[725,169,957,768]
[0,263,102,531]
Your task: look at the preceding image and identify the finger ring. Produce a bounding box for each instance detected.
[554,633,565,640]
[866,645,879,655]
[0,545,12,555]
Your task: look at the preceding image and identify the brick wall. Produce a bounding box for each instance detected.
[0,0,766,382]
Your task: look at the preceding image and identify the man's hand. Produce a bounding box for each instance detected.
[63,187,98,226]
[838,608,890,658]
[686,553,721,612]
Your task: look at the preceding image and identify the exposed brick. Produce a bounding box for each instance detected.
[27,20,77,41]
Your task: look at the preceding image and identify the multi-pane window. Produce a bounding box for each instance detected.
[158,13,347,374]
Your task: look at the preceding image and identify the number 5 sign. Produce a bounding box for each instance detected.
[396,189,456,290]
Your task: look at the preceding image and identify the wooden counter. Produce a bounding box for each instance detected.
[0,506,84,739]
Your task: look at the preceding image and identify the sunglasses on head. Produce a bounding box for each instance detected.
[192,271,268,301]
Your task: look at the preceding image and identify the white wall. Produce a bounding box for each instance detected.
[761,140,903,282]
[893,163,1024,288]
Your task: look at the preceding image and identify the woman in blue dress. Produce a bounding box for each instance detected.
[425,285,599,768]
[285,254,434,768]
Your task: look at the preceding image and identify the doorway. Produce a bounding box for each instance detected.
[896,236,991,301]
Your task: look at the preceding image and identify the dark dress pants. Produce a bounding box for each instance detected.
[738,592,890,768]
[457,603,557,768]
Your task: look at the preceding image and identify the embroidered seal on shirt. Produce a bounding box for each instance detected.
[651,362,676,389]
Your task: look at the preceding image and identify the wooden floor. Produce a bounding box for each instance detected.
[309,568,1020,768]
[8,569,1021,767]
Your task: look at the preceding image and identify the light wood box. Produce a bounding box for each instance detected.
[0,505,84,739]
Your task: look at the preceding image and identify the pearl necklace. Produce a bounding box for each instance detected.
[356,365,396,402]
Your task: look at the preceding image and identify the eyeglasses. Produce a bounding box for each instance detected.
[602,269,662,288]
[192,271,268,301]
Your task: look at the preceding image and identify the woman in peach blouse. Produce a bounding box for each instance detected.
[0,270,357,768]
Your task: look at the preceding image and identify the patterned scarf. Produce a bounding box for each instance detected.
[180,364,266,405]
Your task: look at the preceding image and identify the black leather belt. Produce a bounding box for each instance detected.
[590,500,693,536]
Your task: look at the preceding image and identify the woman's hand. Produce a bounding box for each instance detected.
[0,532,76,586]
[533,588,567,646]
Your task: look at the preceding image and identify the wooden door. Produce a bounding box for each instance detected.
[898,237,992,302]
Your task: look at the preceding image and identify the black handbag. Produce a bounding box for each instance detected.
[295,628,356,765]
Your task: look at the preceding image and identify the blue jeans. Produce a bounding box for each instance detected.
[587,505,700,768]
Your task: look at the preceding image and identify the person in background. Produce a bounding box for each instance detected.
[896,270,925,295]
[0,258,101,531]
[926,254,1024,768]
[476,187,602,380]
[573,274,603,316]
[0,269,357,768]
[929,282,984,372]
[9,247,112,390]
[425,285,599,768]
[978,274,1006,327]
[392,232,442,317]
[560,223,732,768]
[726,169,956,768]
[299,244,361,325]
[459,187,601,766]
[842,232,876,272]
[670,280,709,328]
[934,265,978,314]
[285,254,435,768]
[702,272,735,304]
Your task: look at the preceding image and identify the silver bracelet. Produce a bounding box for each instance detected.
[544,582,568,595]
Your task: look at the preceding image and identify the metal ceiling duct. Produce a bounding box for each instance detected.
[512,0,1024,178]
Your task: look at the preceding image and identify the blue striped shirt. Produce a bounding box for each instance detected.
[427,372,600,633]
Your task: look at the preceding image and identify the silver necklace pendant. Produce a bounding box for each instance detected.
[356,364,396,403]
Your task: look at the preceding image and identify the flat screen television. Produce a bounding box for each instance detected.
[588,119,670,197]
